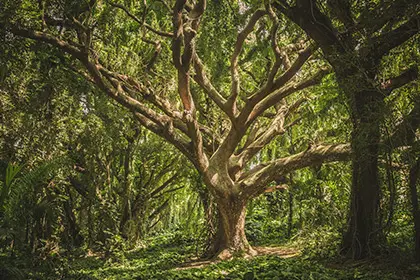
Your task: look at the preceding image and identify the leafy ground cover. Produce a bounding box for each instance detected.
[1,231,419,280]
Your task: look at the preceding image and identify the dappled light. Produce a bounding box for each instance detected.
[0,0,420,279]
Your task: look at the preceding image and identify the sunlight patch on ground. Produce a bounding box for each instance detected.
[175,246,300,270]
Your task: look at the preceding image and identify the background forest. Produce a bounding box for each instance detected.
[0,0,420,279]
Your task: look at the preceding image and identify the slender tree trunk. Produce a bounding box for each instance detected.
[119,134,136,236]
[287,191,294,238]
[409,156,420,262]
[342,88,383,259]
[87,204,94,247]
[63,186,83,247]
[119,205,129,235]
[137,200,148,239]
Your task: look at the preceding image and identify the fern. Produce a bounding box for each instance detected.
[5,163,24,189]
[0,163,24,210]
[1,159,65,253]
[0,265,25,280]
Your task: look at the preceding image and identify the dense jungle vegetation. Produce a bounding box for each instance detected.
[0,0,420,279]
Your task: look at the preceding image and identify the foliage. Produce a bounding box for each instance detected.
[1,231,417,280]
[0,0,419,278]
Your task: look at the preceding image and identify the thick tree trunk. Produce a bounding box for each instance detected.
[209,195,255,259]
[341,89,383,259]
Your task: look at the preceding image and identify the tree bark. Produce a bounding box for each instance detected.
[210,194,255,259]
[273,0,418,260]
[197,185,217,257]
[341,88,383,259]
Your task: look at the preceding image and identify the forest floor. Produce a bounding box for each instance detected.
[1,233,420,280]
[176,246,300,270]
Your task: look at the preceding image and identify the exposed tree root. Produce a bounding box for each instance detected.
[175,246,300,270]
[253,246,300,258]
[215,246,258,260]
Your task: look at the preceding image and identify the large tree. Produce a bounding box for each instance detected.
[274,0,420,259]
[0,0,354,258]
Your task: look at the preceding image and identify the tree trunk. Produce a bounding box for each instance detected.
[119,139,135,237]
[119,204,130,236]
[409,156,420,262]
[63,186,83,247]
[341,89,383,259]
[287,190,293,238]
[210,194,255,259]
[197,186,217,257]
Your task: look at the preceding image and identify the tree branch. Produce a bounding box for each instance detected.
[357,0,419,35]
[226,9,267,115]
[133,112,197,167]
[387,100,420,149]
[109,1,173,37]
[192,52,231,117]
[380,67,418,95]
[9,25,200,172]
[326,0,354,30]
[231,97,306,175]
[368,15,420,60]
[246,66,331,125]
[239,143,351,197]
[247,43,316,106]
[265,2,283,88]
[149,172,179,198]
[10,27,84,59]
[274,0,341,51]
[171,0,209,171]
[142,37,162,71]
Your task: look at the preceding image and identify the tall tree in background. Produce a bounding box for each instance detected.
[274,0,420,259]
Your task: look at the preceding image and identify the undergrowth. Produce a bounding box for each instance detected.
[0,230,419,280]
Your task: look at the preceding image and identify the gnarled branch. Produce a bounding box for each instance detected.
[227,9,267,115]
[239,143,351,197]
